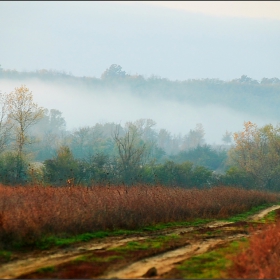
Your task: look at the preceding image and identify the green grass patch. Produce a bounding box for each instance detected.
[0,250,12,262]
[73,254,123,263]
[141,218,213,232]
[111,234,178,253]
[206,230,222,236]
[35,231,126,250]
[36,266,55,273]
[221,203,278,223]
[177,239,249,279]
[33,220,211,250]
[258,209,277,224]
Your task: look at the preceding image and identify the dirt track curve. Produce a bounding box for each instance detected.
[1,205,280,279]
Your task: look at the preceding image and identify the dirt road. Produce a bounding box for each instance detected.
[1,205,279,279]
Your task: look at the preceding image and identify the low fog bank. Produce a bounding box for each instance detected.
[0,79,277,144]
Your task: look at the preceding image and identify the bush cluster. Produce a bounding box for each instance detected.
[229,210,280,278]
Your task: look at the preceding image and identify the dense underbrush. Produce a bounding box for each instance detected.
[0,184,279,249]
[229,209,280,278]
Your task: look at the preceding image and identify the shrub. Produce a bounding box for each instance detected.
[44,146,79,186]
[0,152,29,185]
[229,211,280,278]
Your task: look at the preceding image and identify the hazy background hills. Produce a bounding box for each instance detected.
[0,68,279,144]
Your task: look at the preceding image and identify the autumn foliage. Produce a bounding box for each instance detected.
[0,184,278,248]
[230,121,280,190]
[229,209,280,278]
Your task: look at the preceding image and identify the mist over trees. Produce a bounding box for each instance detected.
[0,83,231,187]
[1,65,280,122]
[1,66,280,190]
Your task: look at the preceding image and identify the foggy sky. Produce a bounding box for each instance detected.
[1,2,279,144]
[1,1,280,80]
[148,2,280,20]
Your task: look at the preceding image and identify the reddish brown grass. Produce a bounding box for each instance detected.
[0,184,278,247]
[229,209,280,278]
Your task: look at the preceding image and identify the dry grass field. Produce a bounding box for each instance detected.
[0,184,278,248]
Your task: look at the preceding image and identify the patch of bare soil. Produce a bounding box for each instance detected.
[1,205,280,279]
[100,226,249,279]
[248,204,280,220]
[101,234,246,279]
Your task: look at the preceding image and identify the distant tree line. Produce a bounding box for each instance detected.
[1,64,280,120]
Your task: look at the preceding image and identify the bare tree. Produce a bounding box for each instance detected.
[113,122,147,185]
[0,91,13,153]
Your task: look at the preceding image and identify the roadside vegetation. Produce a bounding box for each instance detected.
[229,209,280,278]
[163,208,280,279]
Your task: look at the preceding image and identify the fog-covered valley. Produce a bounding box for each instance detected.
[0,75,278,145]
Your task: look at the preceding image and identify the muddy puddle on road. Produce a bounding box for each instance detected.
[1,205,280,279]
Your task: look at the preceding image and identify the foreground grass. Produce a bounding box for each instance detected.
[20,234,186,279]
[4,207,280,279]
[166,208,280,279]
[229,208,280,278]
[175,239,249,279]
[34,219,210,250]
[0,250,12,262]
[20,208,279,279]
[221,203,279,223]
